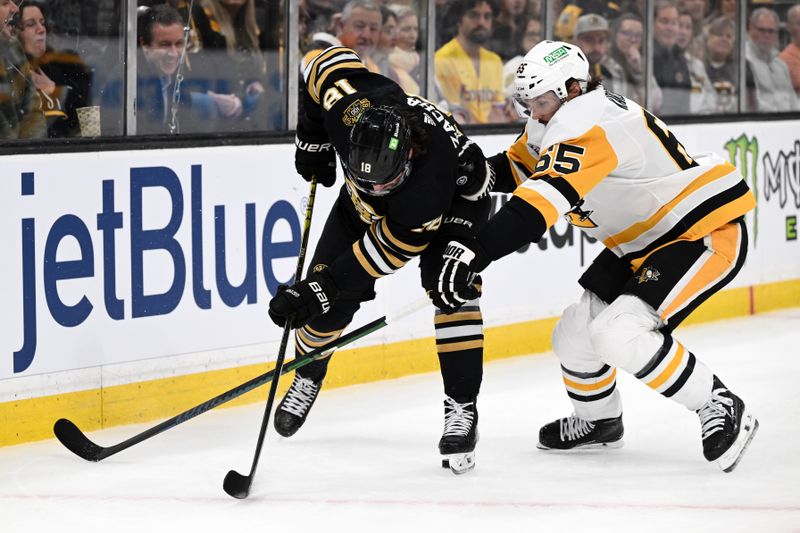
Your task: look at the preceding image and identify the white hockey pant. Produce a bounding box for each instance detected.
[552,291,713,420]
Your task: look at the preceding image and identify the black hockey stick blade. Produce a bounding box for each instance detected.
[53,418,109,462]
[53,315,387,463]
[223,470,252,499]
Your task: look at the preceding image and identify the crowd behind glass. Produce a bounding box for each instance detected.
[0,0,798,141]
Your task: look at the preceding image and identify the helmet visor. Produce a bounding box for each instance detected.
[345,158,412,197]
[513,90,562,118]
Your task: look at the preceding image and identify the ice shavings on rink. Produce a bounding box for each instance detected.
[1,308,799,532]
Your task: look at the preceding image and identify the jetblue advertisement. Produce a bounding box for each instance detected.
[1,120,798,381]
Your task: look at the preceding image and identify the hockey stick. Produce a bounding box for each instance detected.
[223,179,318,499]
[53,313,387,463]
[222,298,428,498]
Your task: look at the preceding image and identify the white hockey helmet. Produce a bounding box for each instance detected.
[514,40,590,110]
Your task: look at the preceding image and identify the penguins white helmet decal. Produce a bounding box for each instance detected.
[513,40,590,118]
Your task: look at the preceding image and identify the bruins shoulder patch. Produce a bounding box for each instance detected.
[343,98,371,126]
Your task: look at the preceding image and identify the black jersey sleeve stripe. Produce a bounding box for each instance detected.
[545,175,581,207]
[372,222,415,263]
[488,152,518,193]
[561,364,613,380]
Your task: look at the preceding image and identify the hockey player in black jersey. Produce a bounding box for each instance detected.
[266,46,495,474]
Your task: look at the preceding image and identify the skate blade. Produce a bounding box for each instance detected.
[441,452,475,475]
[536,439,624,451]
[716,411,759,473]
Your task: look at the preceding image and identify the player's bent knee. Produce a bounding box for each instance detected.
[552,301,586,357]
[552,291,609,367]
[588,295,662,370]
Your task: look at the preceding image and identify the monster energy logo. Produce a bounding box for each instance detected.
[388,137,399,150]
[543,46,568,64]
[725,134,759,245]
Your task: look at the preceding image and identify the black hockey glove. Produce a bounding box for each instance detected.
[431,239,489,314]
[456,140,496,201]
[268,269,339,328]
[295,134,337,187]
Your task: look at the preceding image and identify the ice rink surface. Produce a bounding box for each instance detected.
[2,308,799,532]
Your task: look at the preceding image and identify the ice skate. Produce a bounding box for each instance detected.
[697,376,758,473]
[537,413,624,450]
[273,374,322,438]
[438,396,478,475]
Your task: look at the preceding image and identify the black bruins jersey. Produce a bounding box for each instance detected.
[300,46,478,291]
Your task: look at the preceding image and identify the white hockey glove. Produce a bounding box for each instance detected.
[457,140,496,201]
[432,240,487,314]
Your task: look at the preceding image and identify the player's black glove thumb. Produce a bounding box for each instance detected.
[268,269,339,328]
[432,239,489,314]
[295,134,337,187]
[456,139,495,201]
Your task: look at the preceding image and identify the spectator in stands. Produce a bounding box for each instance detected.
[705,0,735,23]
[704,15,737,112]
[745,7,799,112]
[435,0,513,124]
[677,0,709,60]
[187,0,271,130]
[388,5,421,94]
[489,0,531,62]
[335,0,382,73]
[374,5,397,77]
[573,14,612,84]
[554,0,620,42]
[652,0,692,115]
[17,1,92,137]
[779,4,800,97]
[678,0,708,25]
[0,0,46,139]
[502,15,541,99]
[602,12,663,111]
[378,5,397,54]
[677,9,716,113]
[137,4,246,134]
[302,0,347,36]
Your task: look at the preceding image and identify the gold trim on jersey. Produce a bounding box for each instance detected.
[514,187,560,227]
[507,130,538,185]
[549,126,617,199]
[646,343,685,390]
[436,339,484,353]
[353,240,383,278]
[563,369,617,392]
[379,218,428,254]
[605,163,736,249]
[514,126,617,229]
[434,311,483,324]
[305,47,366,104]
[660,221,743,321]
[369,225,407,268]
[305,324,345,338]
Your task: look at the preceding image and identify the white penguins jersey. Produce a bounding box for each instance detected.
[510,87,755,266]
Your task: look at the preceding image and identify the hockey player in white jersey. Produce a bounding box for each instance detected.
[429,40,759,472]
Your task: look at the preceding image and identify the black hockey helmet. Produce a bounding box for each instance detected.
[345,106,412,197]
